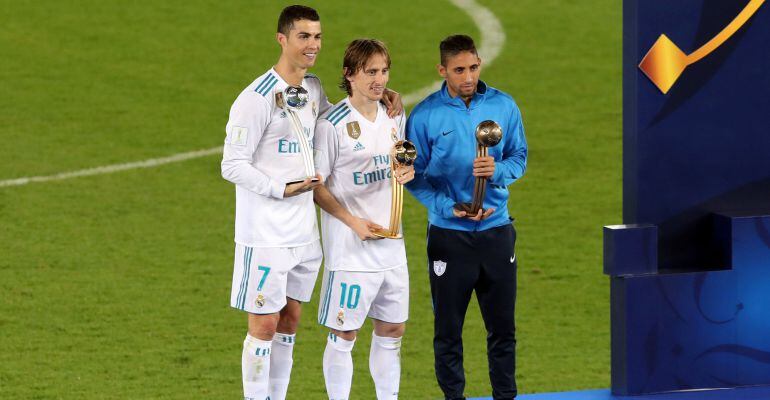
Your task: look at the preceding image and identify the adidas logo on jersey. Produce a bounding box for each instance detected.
[353,142,365,151]
[279,111,287,119]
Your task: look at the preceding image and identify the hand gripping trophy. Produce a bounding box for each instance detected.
[277,85,319,184]
[455,120,503,215]
[371,139,418,239]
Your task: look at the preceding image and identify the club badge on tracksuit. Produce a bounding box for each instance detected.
[433,260,447,276]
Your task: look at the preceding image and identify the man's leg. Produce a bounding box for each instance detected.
[428,226,479,399]
[323,329,357,400]
[371,320,405,400]
[269,241,321,399]
[269,300,301,400]
[244,313,280,400]
[318,268,381,400]
[368,265,409,400]
[476,224,518,400]
[231,244,293,400]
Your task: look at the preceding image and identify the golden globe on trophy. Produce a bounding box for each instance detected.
[371,140,418,239]
[276,85,319,184]
[455,120,503,215]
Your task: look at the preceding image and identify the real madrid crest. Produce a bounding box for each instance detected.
[256,294,265,308]
[336,310,345,326]
[346,121,361,140]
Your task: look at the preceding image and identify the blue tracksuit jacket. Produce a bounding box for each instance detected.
[405,80,527,231]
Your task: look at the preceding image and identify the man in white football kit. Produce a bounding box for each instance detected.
[221,6,328,400]
[313,39,415,400]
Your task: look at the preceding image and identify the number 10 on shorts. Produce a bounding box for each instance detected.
[339,283,361,309]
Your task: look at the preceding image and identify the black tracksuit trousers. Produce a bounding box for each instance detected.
[427,223,518,400]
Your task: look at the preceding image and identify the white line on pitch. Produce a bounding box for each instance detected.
[0,148,222,188]
[403,0,506,105]
[0,0,505,189]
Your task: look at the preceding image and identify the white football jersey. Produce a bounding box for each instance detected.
[314,98,408,271]
[222,68,333,247]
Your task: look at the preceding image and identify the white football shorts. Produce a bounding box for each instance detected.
[231,241,322,314]
[317,264,409,331]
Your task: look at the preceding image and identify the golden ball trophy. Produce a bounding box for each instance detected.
[371,140,417,239]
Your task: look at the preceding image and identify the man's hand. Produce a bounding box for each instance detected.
[473,156,496,178]
[349,217,384,241]
[394,165,415,185]
[381,88,404,118]
[284,174,323,197]
[452,207,495,221]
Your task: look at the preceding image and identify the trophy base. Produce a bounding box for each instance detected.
[454,203,482,215]
[287,177,320,185]
[370,228,402,239]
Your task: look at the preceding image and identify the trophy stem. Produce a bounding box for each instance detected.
[392,176,403,235]
[469,144,489,215]
[287,109,315,178]
[372,162,404,239]
[389,162,403,235]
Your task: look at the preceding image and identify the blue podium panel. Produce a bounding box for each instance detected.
[610,215,770,395]
[604,224,658,276]
[623,0,770,271]
[613,0,770,395]
[471,386,770,400]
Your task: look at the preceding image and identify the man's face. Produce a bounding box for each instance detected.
[348,53,390,102]
[277,19,322,69]
[438,51,482,99]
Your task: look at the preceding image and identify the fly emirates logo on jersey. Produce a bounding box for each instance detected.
[352,154,392,186]
[277,127,313,154]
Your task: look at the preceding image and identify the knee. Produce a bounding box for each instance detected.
[277,300,302,333]
[374,323,405,338]
[330,328,357,342]
[248,313,279,340]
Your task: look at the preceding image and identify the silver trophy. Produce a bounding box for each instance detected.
[277,85,318,184]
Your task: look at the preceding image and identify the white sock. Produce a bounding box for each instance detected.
[323,332,355,400]
[242,334,272,400]
[269,332,295,400]
[369,333,402,400]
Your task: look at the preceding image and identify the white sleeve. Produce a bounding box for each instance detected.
[221,92,285,199]
[313,120,339,181]
[318,84,334,116]
[398,113,407,141]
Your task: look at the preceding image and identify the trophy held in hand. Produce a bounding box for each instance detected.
[277,85,319,184]
[371,140,417,239]
[455,120,502,215]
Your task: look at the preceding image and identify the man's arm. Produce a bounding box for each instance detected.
[488,104,528,187]
[381,88,404,118]
[221,93,286,199]
[316,80,334,116]
[314,186,383,240]
[312,120,382,240]
[404,111,457,219]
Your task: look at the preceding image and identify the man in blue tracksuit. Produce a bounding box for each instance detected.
[405,35,527,400]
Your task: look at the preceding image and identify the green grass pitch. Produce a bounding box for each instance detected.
[0,0,620,398]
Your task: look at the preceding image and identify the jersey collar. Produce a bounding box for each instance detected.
[270,66,308,91]
[440,80,489,110]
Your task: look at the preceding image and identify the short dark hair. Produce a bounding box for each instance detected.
[277,5,320,35]
[439,34,478,66]
[339,39,391,96]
